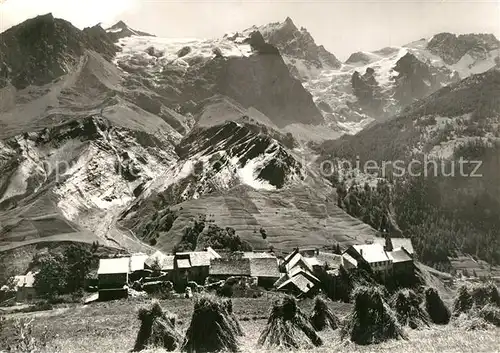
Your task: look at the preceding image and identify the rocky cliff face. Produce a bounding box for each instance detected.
[427,33,500,65]
[114,29,325,128]
[1,15,366,255]
[105,20,154,42]
[392,52,458,106]
[351,67,384,116]
[307,33,499,129]
[0,13,118,89]
[259,17,341,71]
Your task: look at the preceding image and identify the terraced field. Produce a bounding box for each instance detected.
[154,185,378,252]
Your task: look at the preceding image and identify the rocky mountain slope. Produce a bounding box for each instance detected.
[0,13,119,89]
[316,69,500,266]
[246,17,342,76]
[266,22,500,133]
[0,15,378,260]
[320,68,500,162]
[3,13,497,267]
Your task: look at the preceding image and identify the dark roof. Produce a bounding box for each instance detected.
[249,258,280,278]
[209,258,251,276]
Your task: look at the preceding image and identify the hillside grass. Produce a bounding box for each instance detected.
[1,296,498,353]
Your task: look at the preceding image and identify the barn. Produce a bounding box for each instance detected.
[97,257,130,300]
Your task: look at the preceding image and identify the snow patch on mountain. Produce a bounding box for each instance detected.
[115,35,254,73]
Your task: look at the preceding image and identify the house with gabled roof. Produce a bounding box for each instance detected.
[144,251,175,272]
[249,257,280,288]
[280,249,314,274]
[345,243,393,278]
[388,238,415,257]
[97,257,130,300]
[173,247,221,285]
[387,247,414,275]
[341,253,358,270]
[276,271,319,297]
[209,258,252,279]
[209,252,280,288]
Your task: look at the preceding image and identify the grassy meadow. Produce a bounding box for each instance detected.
[1,296,499,353]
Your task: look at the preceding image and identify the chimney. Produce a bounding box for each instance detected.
[385,233,393,252]
[360,249,363,257]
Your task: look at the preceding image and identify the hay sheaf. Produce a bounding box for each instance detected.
[390,289,430,329]
[341,286,407,345]
[309,296,340,331]
[453,282,500,316]
[452,283,500,329]
[424,287,451,325]
[133,301,182,352]
[223,298,243,336]
[182,295,241,353]
[258,296,323,349]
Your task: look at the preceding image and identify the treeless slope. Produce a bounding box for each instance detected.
[153,185,378,252]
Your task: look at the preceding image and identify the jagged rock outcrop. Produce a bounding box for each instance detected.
[105,20,154,42]
[392,52,456,106]
[115,29,324,128]
[351,67,384,116]
[427,32,500,65]
[0,13,118,89]
[208,55,323,127]
[259,17,341,70]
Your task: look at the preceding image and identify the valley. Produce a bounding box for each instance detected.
[0,9,499,318]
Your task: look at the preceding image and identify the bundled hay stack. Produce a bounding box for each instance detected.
[478,304,500,327]
[223,298,243,336]
[182,295,241,353]
[471,282,500,307]
[424,287,451,325]
[258,296,323,349]
[453,285,473,315]
[454,282,500,315]
[341,286,406,345]
[390,289,430,329]
[452,283,500,328]
[133,301,182,352]
[309,296,340,331]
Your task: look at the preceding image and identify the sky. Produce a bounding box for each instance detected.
[1,0,500,60]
